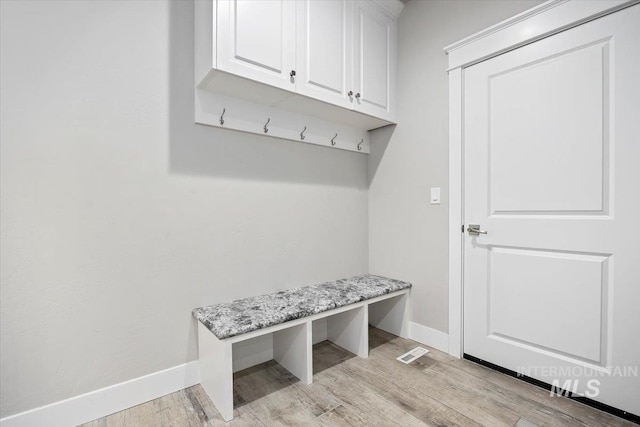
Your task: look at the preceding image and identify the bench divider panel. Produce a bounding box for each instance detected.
[273,321,313,385]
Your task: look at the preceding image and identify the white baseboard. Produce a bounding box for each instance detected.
[1,321,448,426]
[408,321,449,353]
[0,361,201,427]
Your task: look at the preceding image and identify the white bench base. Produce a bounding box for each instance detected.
[198,289,409,422]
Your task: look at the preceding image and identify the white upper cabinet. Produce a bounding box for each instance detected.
[295,0,353,109]
[197,0,402,136]
[352,1,397,122]
[217,0,297,91]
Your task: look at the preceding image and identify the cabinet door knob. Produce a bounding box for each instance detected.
[348,90,353,97]
[290,70,296,77]
[355,92,361,99]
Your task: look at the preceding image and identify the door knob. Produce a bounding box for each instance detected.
[348,90,354,97]
[355,92,361,99]
[467,224,487,236]
[290,70,296,77]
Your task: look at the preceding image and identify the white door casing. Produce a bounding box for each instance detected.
[463,4,639,416]
[217,0,296,91]
[296,0,353,108]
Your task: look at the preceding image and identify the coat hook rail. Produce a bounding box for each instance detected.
[263,118,270,133]
[331,133,337,146]
[357,139,364,151]
[220,108,226,125]
[300,126,307,140]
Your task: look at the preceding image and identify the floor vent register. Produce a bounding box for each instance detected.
[396,347,429,364]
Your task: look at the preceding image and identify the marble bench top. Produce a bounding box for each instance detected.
[193,274,411,340]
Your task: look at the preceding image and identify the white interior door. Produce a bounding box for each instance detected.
[296,0,353,109]
[463,5,640,416]
[217,0,296,91]
[352,1,396,121]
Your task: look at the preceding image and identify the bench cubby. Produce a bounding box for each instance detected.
[368,291,409,338]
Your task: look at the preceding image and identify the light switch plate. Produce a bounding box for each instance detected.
[430,187,441,204]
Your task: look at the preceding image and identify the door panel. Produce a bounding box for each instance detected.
[464,5,640,415]
[235,1,283,72]
[217,0,296,90]
[489,247,607,363]
[489,41,607,214]
[360,12,387,108]
[296,0,352,108]
[353,2,395,121]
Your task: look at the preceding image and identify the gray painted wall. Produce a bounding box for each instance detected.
[0,0,368,417]
[1,0,545,418]
[369,0,544,333]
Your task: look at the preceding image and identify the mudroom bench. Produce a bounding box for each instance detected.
[192,274,411,421]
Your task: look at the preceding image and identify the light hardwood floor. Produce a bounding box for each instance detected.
[82,328,635,426]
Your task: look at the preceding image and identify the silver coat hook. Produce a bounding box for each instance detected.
[300,126,307,140]
[220,108,225,125]
[357,138,364,151]
[263,118,270,133]
[331,133,337,146]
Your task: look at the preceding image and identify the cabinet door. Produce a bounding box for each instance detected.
[296,0,353,108]
[352,1,396,121]
[217,0,296,91]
